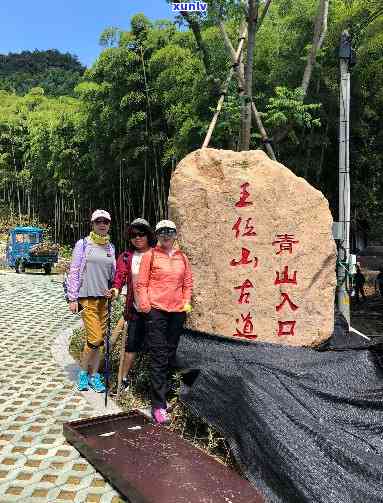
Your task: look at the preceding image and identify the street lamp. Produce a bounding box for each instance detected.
[337,30,355,324]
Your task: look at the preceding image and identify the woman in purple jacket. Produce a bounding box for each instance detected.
[67,209,116,392]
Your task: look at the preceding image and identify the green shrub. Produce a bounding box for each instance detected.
[60,244,74,259]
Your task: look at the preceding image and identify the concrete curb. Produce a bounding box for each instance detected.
[52,322,121,415]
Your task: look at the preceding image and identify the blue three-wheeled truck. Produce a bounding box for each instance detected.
[5,226,58,274]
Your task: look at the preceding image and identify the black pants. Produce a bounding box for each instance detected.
[146,309,186,409]
[125,310,147,353]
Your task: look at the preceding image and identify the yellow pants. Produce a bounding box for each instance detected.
[79,298,108,353]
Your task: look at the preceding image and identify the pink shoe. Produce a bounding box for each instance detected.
[152,407,171,425]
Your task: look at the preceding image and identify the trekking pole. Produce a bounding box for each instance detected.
[104,298,112,407]
[116,321,128,402]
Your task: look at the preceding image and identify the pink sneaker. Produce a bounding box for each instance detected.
[152,408,171,425]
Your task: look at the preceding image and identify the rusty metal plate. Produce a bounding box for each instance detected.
[63,411,264,503]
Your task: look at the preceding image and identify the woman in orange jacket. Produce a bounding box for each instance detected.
[135,219,193,425]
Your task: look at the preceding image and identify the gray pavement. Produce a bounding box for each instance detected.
[0,270,124,502]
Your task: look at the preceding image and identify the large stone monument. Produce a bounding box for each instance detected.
[168,148,337,347]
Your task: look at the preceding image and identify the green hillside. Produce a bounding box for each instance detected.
[0,49,86,96]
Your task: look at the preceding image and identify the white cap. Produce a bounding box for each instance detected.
[91,209,111,222]
[155,219,177,231]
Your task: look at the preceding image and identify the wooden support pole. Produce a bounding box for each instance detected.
[204,0,276,159]
[202,24,247,149]
[218,19,276,160]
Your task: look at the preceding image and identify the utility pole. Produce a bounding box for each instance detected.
[337,30,352,324]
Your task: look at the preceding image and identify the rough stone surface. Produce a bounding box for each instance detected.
[169,148,337,347]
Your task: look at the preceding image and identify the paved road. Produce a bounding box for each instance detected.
[0,270,124,502]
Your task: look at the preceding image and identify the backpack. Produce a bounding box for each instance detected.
[63,238,87,302]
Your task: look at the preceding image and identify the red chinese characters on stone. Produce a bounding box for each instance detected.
[230,248,258,269]
[274,266,297,285]
[232,183,257,335]
[272,234,299,255]
[233,312,257,339]
[232,217,257,239]
[273,239,300,336]
[234,279,254,304]
[277,320,296,337]
[235,182,253,208]
[275,292,299,312]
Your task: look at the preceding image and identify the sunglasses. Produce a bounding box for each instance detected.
[157,230,176,237]
[94,219,110,225]
[131,231,147,238]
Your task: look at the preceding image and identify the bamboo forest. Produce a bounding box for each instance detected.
[0,0,382,251]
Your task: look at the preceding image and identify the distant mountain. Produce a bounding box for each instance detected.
[0,49,86,96]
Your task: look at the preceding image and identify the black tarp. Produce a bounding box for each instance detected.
[177,313,383,503]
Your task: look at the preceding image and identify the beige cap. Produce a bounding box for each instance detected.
[91,209,111,222]
[155,219,177,232]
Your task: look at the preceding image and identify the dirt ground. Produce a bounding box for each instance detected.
[350,283,383,335]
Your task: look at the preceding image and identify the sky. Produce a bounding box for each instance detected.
[0,1,175,67]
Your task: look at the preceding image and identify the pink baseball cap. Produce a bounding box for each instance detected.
[91,209,111,222]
